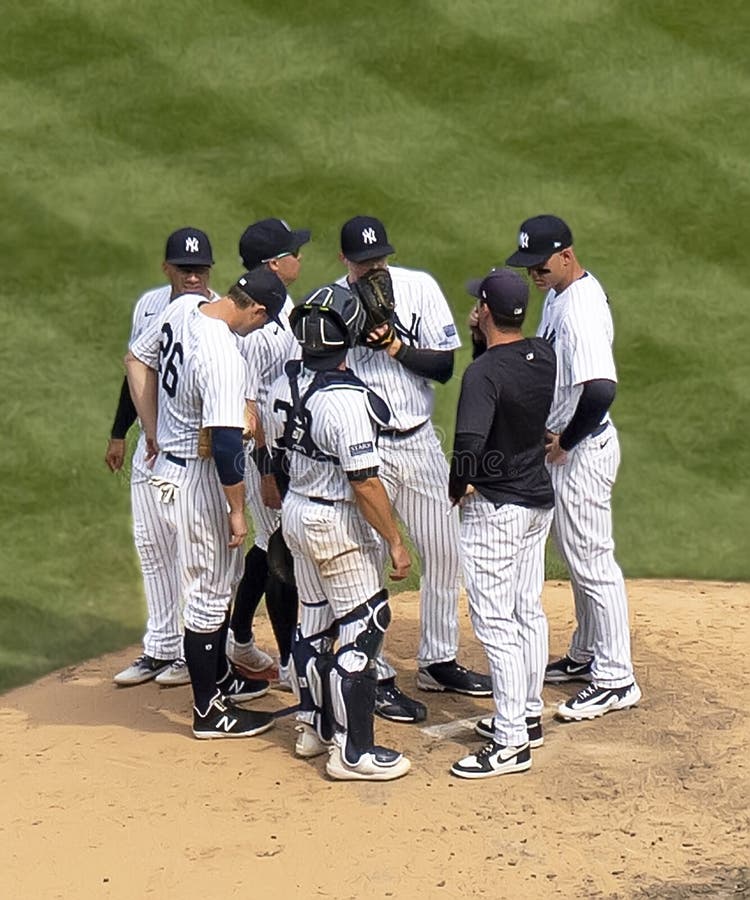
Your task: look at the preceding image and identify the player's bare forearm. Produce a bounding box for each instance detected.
[244,399,258,442]
[125,352,158,445]
[222,481,247,548]
[351,478,411,579]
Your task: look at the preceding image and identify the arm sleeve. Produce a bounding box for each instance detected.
[559,379,616,451]
[110,376,138,439]
[448,366,496,500]
[212,427,245,485]
[393,345,454,384]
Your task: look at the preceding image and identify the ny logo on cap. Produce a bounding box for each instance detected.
[185,236,200,253]
[362,227,377,245]
[519,231,530,249]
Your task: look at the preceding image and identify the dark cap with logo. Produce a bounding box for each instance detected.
[466,268,528,325]
[232,267,287,328]
[505,215,573,268]
[164,227,214,266]
[340,215,395,262]
[239,218,311,270]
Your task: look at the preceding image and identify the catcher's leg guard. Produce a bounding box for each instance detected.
[330,590,391,764]
[290,624,336,742]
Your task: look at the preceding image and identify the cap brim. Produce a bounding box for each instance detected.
[465,277,484,298]
[166,257,214,266]
[505,249,552,268]
[289,229,311,250]
[343,243,395,263]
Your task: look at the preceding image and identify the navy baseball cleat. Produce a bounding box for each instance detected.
[544,655,593,684]
[557,682,642,721]
[218,668,270,702]
[192,696,275,739]
[451,740,531,779]
[375,679,427,723]
[417,661,492,696]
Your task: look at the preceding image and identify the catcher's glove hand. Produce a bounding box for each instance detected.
[267,526,296,587]
[353,267,396,347]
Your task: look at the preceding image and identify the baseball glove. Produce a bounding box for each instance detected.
[267,526,296,587]
[198,426,212,459]
[353,267,396,348]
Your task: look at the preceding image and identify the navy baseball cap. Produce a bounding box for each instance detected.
[505,215,573,268]
[164,227,214,266]
[340,216,395,262]
[232,267,287,328]
[239,218,311,269]
[466,268,528,325]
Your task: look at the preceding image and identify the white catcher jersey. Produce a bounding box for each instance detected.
[130,293,247,456]
[338,265,461,430]
[264,367,384,501]
[537,272,618,433]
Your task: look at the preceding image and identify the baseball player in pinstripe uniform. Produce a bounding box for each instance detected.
[448,270,556,778]
[227,219,310,686]
[337,216,492,723]
[125,267,286,739]
[106,228,216,687]
[264,283,411,781]
[505,215,641,721]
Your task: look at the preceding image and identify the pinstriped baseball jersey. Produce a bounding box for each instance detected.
[338,265,461,430]
[241,295,298,405]
[130,294,247,456]
[537,272,617,432]
[264,366,386,501]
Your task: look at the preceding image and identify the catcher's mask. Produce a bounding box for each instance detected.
[289,284,365,371]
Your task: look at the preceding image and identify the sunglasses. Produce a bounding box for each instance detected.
[263,250,300,263]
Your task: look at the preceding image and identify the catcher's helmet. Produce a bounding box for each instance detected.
[289,284,365,370]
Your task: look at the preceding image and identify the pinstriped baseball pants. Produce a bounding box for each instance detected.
[548,425,635,687]
[461,494,552,745]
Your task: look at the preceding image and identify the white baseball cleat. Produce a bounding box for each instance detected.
[451,740,531,779]
[325,735,411,782]
[556,682,642,721]
[294,722,331,758]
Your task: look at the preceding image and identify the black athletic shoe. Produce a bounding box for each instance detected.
[374,679,428,723]
[417,661,493,696]
[544,655,593,684]
[192,695,275,740]
[451,740,531,779]
[474,715,544,748]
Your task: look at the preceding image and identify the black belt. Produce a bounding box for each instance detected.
[379,421,427,439]
[590,421,610,439]
[165,453,186,467]
[308,496,335,506]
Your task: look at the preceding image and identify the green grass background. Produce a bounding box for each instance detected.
[2,0,748,691]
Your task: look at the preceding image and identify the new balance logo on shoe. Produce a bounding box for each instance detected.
[216,714,238,732]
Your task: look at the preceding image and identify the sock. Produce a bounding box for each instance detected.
[229,545,269,644]
[184,627,222,715]
[265,575,299,666]
[215,612,231,683]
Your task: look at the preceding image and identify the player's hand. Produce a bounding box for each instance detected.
[545,431,568,466]
[227,509,248,549]
[105,438,126,472]
[144,435,159,468]
[260,474,282,510]
[388,542,411,581]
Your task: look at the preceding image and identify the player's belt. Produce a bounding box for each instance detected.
[165,453,187,467]
[308,496,335,506]
[590,421,609,439]
[379,421,428,439]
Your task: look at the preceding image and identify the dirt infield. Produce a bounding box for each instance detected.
[1,580,748,899]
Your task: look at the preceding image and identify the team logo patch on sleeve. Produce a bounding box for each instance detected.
[349,441,374,457]
[443,324,457,337]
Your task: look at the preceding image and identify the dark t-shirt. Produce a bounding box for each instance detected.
[449,337,556,508]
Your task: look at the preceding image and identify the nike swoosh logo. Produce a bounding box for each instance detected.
[144,312,156,317]
[599,438,611,449]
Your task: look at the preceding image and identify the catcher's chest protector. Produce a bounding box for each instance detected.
[277,360,390,462]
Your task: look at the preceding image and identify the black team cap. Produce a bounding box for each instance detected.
[232,267,287,328]
[466,268,528,325]
[239,218,311,270]
[165,227,214,266]
[340,215,395,262]
[505,215,573,268]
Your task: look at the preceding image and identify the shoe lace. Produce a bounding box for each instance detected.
[476,741,500,761]
[577,684,601,700]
